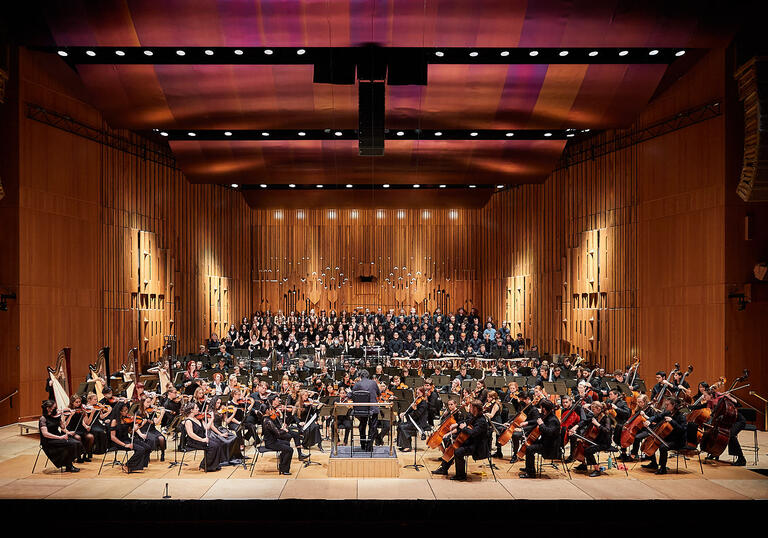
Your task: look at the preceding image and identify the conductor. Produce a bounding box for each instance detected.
[352,369,380,451]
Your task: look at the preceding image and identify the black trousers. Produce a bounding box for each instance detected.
[648,440,682,469]
[266,440,293,473]
[729,418,746,458]
[440,445,473,478]
[631,430,650,455]
[524,442,547,474]
[357,415,378,451]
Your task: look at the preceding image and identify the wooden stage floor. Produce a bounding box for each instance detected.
[1,424,767,502]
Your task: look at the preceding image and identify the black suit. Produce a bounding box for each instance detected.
[439,413,490,478]
[352,377,380,451]
[524,412,562,473]
[397,400,429,450]
[262,416,293,473]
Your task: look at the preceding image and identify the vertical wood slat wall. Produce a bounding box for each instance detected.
[251,208,479,314]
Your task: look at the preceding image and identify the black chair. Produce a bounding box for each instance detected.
[669,447,705,474]
[32,443,65,475]
[249,439,282,477]
[176,425,207,475]
[98,438,131,475]
[535,442,572,480]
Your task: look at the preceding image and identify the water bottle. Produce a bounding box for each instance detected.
[607,454,614,469]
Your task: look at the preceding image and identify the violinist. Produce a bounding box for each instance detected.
[39,399,84,472]
[389,375,407,391]
[473,379,488,404]
[63,393,92,462]
[424,379,443,425]
[519,399,561,479]
[483,391,504,458]
[83,392,110,454]
[509,392,540,463]
[397,386,429,452]
[110,402,152,473]
[210,372,226,395]
[160,387,181,427]
[210,396,244,461]
[131,381,146,402]
[431,399,489,481]
[181,403,232,471]
[375,381,394,446]
[607,388,631,460]
[262,397,296,475]
[570,401,612,477]
[193,386,209,413]
[293,389,323,452]
[641,397,687,474]
[182,360,201,394]
[137,395,166,461]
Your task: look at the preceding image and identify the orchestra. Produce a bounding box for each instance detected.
[35,307,759,479]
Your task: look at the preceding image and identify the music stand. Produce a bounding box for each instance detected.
[301,407,322,467]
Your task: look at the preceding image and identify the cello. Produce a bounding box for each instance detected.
[700,371,749,457]
[570,407,605,463]
[427,410,457,450]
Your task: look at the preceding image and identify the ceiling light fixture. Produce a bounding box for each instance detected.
[262,132,269,136]
[316,184,323,188]
[559,50,569,57]
[470,132,478,137]
[176,50,186,56]
[144,50,153,56]
[434,131,442,136]
[500,50,509,57]
[649,49,659,56]
[506,132,514,137]
[469,51,478,57]
[160,131,168,137]
[260,184,267,188]
[413,184,420,188]
[204,49,214,56]
[346,184,353,188]
[619,50,629,56]
[57,50,68,57]
[383,184,390,188]
[675,50,686,57]
[497,185,504,189]
[298,131,306,136]
[334,131,343,136]
[224,131,232,136]
[289,184,296,188]
[396,131,404,136]
[234,49,243,55]
[297,49,306,55]
[86,50,96,57]
[231,183,239,188]
[588,50,598,57]
[469,185,476,188]
[115,50,125,56]
[544,132,552,137]
[435,51,444,57]
[264,49,273,55]
[529,50,539,57]
[188,132,196,136]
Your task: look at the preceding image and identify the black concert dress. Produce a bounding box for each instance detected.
[39,415,83,468]
[185,419,228,471]
[114,420,152,471]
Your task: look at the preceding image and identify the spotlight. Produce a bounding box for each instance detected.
[231,183,239,188]
[224,131,232,136]
[529,50,539,57]
[144,50,153,56]
[57,50,68,57]
[176,50,186,56]
[204,49,214,56]
[86,50,96,57]
[469,185,476,188]
[413,184,420,188]
[588,50,598,57]
[439,184,446,188]
[316,184,323,188]
[188,132,196,137]
[566,133,575,137]
[115,50,125,56]
[262,132,269,136]
[470,132,478,137]
[469,51,479,57]
[160,131,168,137]
[289,184,296,188]
[396,131,404,136]
[435,51,444,57]
[675,50,686,57]
[383,184,390,188]
[500,51,509,57]
[649,49,659,56]
[260,184,267,188]
[264,49,274,55]
[334,131,343,137]
[619,50,629,57]
[297,49,306,55]
[234,49,244,55]
[298,131,306,136]
[497,185,504,189]
[544,132,552,137]
[506,132,514,137]
[346,184,353,188]
[559,50,569,57]
[434,132,442,136]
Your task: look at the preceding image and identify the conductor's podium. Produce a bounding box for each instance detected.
[327,402,400,478]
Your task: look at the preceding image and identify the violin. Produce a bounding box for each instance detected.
[122,416,147,426]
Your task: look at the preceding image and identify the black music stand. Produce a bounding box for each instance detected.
[301,408,322,468]
[403,413,426,471]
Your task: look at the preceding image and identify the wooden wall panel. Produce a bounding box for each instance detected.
[251,209,480,314]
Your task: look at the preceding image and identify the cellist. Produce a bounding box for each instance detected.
[570,401,612,477]
[518,399,561,479]
[607,388,631,460]
[508,391,540,463]
[431,399,489,481]
[697,388,747,466]
[641,397,687,474]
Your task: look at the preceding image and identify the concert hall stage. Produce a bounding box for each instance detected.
[1,425,766,529]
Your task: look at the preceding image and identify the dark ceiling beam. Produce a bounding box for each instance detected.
[47,46,693,66]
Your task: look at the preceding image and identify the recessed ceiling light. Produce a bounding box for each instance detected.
[234,49,243,55]
[439,184,446,188]
[469,51,478,57]
[260,184,267,188]
[231,183,239,188]
[115,50,125,56]
[583,128,591,132]
[316,184,323,188]
[675,50,686,57]
[288,184,296,188]
[264,49,273,55]
[469,185,476,188]
[588,50,598,57]
[619,50,629,57]
[506,132,514,137]
[413,184,420,188]
[649,49,659,56]
[334,131,343,137]
[500,50,509,57]
[544,132,552,137]
[176,50,186,56]
[346,184,353,188]
[261,132,269,136]
[57,50,68,57]
[559,50,569,57]
[204,49,214,56]
[434,131,442,136]
[86,50,96,57]
[298,131,306,136]
[144,50,154,56]
[529,50,539,57]
[297,49,306,55]
[470,132,478,137]
[187,132,196,137]
[160,131,168,137]
[224,131,232,136]
[497,185,504,189]
[435,51,444,57]
[383,184,390,188]
[396,131,404,136]
[566,133,575,137]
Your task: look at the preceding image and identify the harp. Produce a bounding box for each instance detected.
[158,344,173,394]
[122,347,139,400]
[47,348,72,410]
[88,347,111,400]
